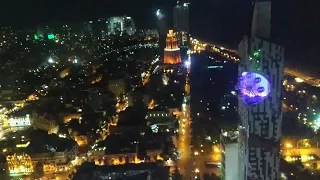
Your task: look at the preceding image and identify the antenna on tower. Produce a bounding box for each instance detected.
[247,0,257,54]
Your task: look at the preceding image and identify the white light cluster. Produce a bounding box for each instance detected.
[8,114,31,127]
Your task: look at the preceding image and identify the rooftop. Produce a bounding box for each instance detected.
[73,162,169,180]
[26,130,77,154]
[221,130,238,144]
[97,133,164,154]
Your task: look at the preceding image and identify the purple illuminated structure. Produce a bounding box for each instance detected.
[237,72,270,105]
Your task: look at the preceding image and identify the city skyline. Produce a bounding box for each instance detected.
[0,0,319,72]
[0,1,320,180]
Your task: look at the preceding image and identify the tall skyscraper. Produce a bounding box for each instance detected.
[173,1,190,48]
[237,1,284,180]
[107,16,136,36]
[164,30,181,65]
[220,130,239,180]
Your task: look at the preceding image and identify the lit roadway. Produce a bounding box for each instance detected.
[142,56,160,86]
[192,39,320,87]
[177,55,192,180]
[178,54,220,179]
[284,68,320,87]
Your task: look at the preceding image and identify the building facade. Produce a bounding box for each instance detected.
[237,1,284,180]
[220,130,239,180]
[6,114,31,127]
[107,16,136,36]
[146,110,176,133]
[88,149,163,166]
[32,112,59,134]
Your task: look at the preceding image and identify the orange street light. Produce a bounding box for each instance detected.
[285,143,293,149]
[195,168,200,173]
[213,146,220,153]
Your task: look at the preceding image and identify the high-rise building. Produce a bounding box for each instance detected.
[237,1,284,180]
[220,130,239,180]
[107,16,136,36]
[164,30,181,65]
[173,1,190,47]
[83,19,107,36]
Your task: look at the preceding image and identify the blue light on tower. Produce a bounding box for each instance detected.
[237,72,270,105]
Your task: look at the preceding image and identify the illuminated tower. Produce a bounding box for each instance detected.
[164,30,181,65]
[237,1,284,180]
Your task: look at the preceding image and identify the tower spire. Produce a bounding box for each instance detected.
[251,0,271,40]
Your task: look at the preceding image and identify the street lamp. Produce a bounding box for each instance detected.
[195,168,200,173]
[285,143,293,149]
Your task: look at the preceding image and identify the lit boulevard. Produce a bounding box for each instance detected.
[177,54,192,180]
[142,56,160,86]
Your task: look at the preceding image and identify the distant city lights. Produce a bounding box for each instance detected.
[48,33,55,40]
[8,114,31,127]
[295,77,304,83]
[34,34,39,40]
[312,114,320,131]
[48,57,54,63]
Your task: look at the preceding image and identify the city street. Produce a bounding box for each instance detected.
[177,57,192,180]
[193,152,221,179]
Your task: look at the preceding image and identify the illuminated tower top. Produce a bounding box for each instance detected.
[251,0,271,40]
[165,30,179,50]
[164,30,181,64]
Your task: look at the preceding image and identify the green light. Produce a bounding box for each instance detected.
[48,34,55,40]
[34,35,39,40]
[253,52,259,57]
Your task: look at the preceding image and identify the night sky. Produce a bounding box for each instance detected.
[1,0,320,73]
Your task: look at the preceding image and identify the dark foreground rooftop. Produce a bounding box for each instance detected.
[72,162,169,180]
